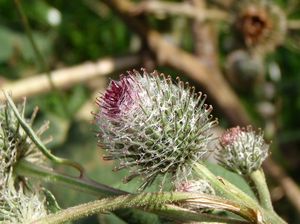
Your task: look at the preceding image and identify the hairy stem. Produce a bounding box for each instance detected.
[248,169,287,223]
[249,169,273,211]
[15,160,126,197]
[33,192,251,224]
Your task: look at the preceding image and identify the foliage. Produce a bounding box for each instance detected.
[1,0,300,223]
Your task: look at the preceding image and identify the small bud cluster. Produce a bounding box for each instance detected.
[176,179,215,212]
[96,69,217,189]
[216,126,269,175]
[176,179,215,195]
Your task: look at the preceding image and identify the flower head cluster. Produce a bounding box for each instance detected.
[216,126,269,175]
[96,69,217,189]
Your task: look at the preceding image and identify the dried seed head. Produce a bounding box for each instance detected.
[235,0,287,53]
[216,126,269,175]
[95,69,218,190]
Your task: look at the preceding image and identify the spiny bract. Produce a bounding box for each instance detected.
[216,126,269,175]
[95,69,217,190]
[0,180,48,223]
[0,99,49,181]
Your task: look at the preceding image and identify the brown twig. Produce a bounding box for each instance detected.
[1,55,141,101]
[190,0,219,67]
[132,1,229,22]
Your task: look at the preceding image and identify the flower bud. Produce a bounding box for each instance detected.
[176,179,215,195]
[176,179,215,212]
[95,69,218,190]
[225,50,264,90]
[216,126,269,175]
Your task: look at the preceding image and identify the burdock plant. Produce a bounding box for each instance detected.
[0,70,287,224]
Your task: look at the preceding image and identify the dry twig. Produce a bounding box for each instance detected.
[1,55,141,101]
[132,0,229,22]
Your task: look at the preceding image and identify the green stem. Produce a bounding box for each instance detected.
[17,160,252,223]
[33,192,251,224]
[14,0,70,117]
[15,160,126,197]
[5,93,84,176]
[248,170,286,223]
[249,169,273,211]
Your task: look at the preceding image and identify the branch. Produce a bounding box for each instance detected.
[34,192,253,224]
[1,55,141,101]
[190,0,220,67]
[131,1,229,22]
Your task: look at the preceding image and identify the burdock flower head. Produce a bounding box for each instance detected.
[95,69,218,190]
[216,126,269,175]
[0,99,48,181]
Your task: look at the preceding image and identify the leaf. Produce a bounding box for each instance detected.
[43,188,61,213]
[204,162,256,199]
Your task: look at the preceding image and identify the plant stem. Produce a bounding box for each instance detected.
[15,160,126,197]
[248,170,287,223]
[14,0,70,117]
[17,160,253,223]
[33,192,251,224]
[249,169,273,211]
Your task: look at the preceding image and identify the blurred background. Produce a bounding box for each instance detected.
[1,0,300,223]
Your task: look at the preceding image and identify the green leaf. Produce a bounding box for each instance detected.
[43,188,61,213]
[204,162,256,199]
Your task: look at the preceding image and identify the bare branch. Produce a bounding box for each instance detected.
[1,55,141,101]
[132,1,229,22]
